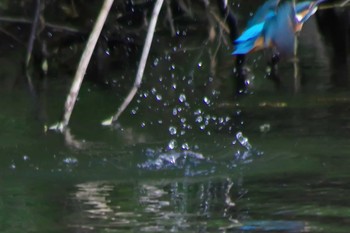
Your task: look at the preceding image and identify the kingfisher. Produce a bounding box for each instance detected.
[233,0,325,56]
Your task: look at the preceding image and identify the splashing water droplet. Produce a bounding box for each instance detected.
[172,108,177,116]
[168,139,177,150]
[169,126,177,135]
[196,116,203,123]
[151,88,157,95]
[10,162,16,169]
[131,107,138,115]
[153,58,159,66]
[236,132,252,150]
[194,109,202,115]
[156,94,162,101]
[63,157,78,165]
[182,143,190,150]
[179,94,186,103]
[198,62,202,67]
[203,97,211,105]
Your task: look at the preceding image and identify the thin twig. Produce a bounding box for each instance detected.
[25,0,42,91]
[293,0,300,92]
[102,0,164,126]
[50,0,114,132]
[318,2,350,9]
[165,0,175,36]
[209,10,230,34]
[340,0,350,7]
[26,0,42,68]
[0,16,81,33]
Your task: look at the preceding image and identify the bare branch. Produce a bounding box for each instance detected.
[50,0,114,132]
[102,0,164,126]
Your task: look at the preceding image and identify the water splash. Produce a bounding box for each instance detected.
[139,150,205,171]
[178,94,186,103]
[168,126,177,135]
[236,132,252,150]
[168,139,177,150]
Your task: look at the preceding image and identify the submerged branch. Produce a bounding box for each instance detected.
[50,0,114,132]
[102,0,165,126]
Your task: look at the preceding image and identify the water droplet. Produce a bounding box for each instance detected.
[141,122,146,127]
[179,94,186,103]
[182,143,190,150]
[151,88,157,95]
[198,62,202,67]
[131,107,138,115]
[194,109,202,115]
[203,97,211,105]
[156,94,162,101]
[10,162,16,169]
[196,116,203,123]
[63,157,78,165]
[153,58,159,66]
[168,139,177,150]
[236,132,252,150]
[23,155,29,161]
[169,126,177,135]
[172,108,177,116]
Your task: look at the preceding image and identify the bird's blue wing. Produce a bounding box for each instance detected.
[235,22,265,43]
[295,1,312,14]
[232,39,257,55]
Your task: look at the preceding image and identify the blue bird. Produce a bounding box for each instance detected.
[233,0,325,56]
[246,0,280,27]
[263,2,296,56]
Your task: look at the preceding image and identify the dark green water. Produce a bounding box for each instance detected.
[1,12,350,233]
